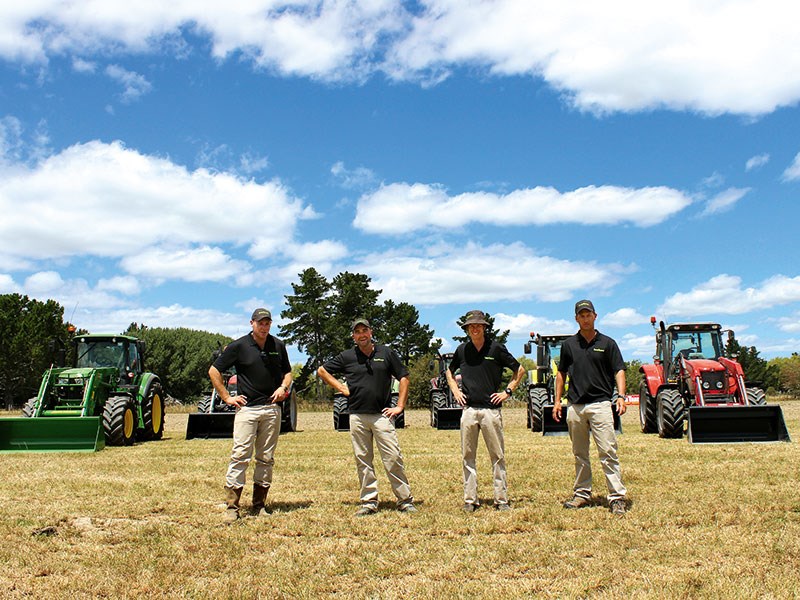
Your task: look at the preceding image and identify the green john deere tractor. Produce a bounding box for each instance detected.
[0,334,165,452]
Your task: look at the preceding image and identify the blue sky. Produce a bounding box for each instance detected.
[2,1,800,366]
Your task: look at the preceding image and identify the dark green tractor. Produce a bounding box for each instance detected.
[0,334,165,452]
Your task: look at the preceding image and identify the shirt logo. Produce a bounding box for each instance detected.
[374,358,385,362]
[593,348,605,352]
[485,356,495,361]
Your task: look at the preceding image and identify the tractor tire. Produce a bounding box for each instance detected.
[280,388,298,433]
[333,394,349,430]
[389,392,405,429]
[103,396,136,446]
[430,391,448,428]
[197,394,212,413]
[638,381,657,434]
[528,387,548,432]
[22,397,37,418]
[656,389,685,439]
[138,381,165,441]
[746,388,767,406]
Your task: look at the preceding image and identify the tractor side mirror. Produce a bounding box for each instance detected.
[523,342,532,354]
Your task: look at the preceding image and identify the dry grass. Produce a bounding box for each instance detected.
[1,399,799,599]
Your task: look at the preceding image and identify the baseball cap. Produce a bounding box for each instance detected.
[251,308,272,321]
[352,318,371,331]
[574,300,595,315]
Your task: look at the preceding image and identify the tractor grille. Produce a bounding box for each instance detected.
[700,371,726,394]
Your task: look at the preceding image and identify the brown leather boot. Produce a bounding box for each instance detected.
[252,484,270,516]
[224,486,243,524]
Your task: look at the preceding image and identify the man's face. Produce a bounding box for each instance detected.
[575,309,596,330]
[466,323,485,341]
[352,325,372,347]
[251,317,272,336]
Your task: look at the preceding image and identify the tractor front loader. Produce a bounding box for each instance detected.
[0,334,164,452]
[523,332,622,436]
[639,319,789,443]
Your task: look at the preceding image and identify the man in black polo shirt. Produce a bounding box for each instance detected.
[209,308,292,523]
[318,318,416,516]
[553,299,628,515]
[446,310,526,512]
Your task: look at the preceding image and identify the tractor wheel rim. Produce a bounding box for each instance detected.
[153,393,163,431]
[124,409,134,438]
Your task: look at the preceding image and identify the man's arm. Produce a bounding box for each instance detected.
[317,365,350,396]
[614,369,627,415]
[383,376,409,418]
[552,371,566,422]
[209,365,246,408]
[445,369,466,406]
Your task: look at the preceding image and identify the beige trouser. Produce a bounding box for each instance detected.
[461,406,508,506]
[349,413,413,508]
[566,400,627,502]
[225,404,282,489]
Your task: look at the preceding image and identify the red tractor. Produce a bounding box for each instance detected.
[639,319,789,443]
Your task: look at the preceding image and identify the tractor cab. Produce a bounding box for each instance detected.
[75,335,145,386]
[656,323,725,384]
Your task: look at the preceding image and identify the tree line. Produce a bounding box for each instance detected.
[2,285,799,408]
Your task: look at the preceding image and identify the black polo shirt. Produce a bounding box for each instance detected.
[558,330,625,405]
[323,344,409,414]
[448,340,520,409]
[213,333,291,406]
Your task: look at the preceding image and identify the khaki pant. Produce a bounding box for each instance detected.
[566,401,627,502]
[349,413,412,508]
[225,404,282,489]
[461,406,507,506]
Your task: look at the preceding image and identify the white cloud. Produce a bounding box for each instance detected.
[121,246,250,283]
[331,161,378,190]
[0,273,21,293]
[0,140,310,281]
[105,64,153,103]
[3,2,800,115]
[774,313,800,333]
[354,182,691,234]
[782,152,800,182]
[351,241,627,305]
[659,274,800,317]
[22,271,132,311]
[72,58,96,73]
[603,307,648,328]
[699,187,749,216]
[745,153,769,172]
[96,275,140,295]
[492,312,574,338]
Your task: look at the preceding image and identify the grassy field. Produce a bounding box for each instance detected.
[1,400,799,599]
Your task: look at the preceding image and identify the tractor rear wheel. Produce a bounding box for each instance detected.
[139,381,165,441]
[430,391,448,428]
[528,387,548,432]
[333,394,349,430]
[103,396,136,446]
[22,397,37,418]
[656,389,685,439]
[746,388,767,406]
[197,394,212,413]
[639,381,657,433]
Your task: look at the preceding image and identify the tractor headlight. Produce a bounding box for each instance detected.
[716,381,723,389]
[73,377,84,385]
[702,381,710,389]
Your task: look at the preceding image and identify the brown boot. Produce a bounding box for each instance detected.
[252,484,270,516]
[224,486,243,524]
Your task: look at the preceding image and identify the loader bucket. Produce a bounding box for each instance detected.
[687,405,791,443]
[0,416,104,452]
[432,407,462,430]
[542,404,623,436]
[185,412,235,439]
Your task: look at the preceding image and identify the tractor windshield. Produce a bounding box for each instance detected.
[76,340,128,370]
[548,341,563,366]
[670,330,723,361]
